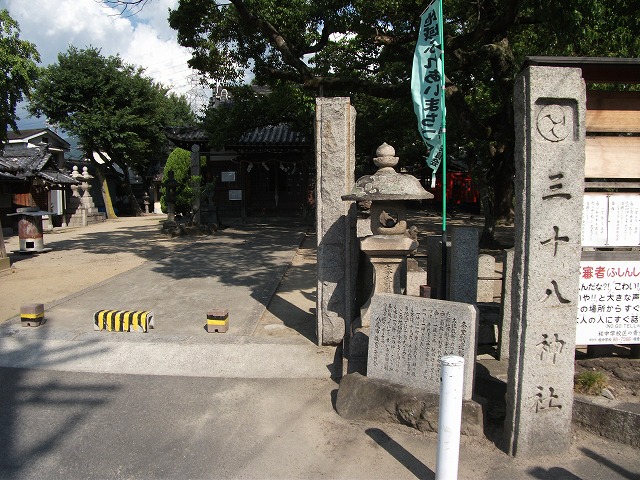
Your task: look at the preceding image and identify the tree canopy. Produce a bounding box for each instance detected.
[109,0,640,240]
[0,9,40,147]
[28,46,195,216]
[203,81,315,149]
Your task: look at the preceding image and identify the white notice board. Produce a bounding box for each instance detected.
[581,194,640,247]
[608,195,640,246]
[221,171,236,182]
[577,260,640,344]
[582,194,608,247]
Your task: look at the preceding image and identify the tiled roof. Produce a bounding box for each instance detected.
[164,123,311,152]
[38,170,78,185]
[164,126,209,149]
[0,145,78,185]
[236,123,308,147]
[0,157,20,172]
[0,171,23,182]
[0,146,51,174]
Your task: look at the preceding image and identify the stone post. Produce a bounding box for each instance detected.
[315,97,357,346]
[477,254,498,302]
[426,234,451,299]
[449,226,480,303]
[498,248,514,360]
[406,257,428,297]
[504,66,585,457]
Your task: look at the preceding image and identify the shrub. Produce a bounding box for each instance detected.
[574,370,609,395]
[160,147,206,215]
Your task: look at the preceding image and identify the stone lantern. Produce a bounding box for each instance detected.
[143,191,150,214]
[342,143,433,326]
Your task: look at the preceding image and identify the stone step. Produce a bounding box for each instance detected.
[0,335,336,379]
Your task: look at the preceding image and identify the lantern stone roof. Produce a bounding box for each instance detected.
[342,143,433,202]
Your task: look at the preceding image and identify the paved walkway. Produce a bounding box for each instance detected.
[0,218,334,379]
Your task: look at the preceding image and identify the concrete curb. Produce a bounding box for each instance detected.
[573,394,640,448]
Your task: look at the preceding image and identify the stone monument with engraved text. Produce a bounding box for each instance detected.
[368,293,478,400]
[504,65,585,457]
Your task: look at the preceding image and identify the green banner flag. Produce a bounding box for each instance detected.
[411,0,445,173]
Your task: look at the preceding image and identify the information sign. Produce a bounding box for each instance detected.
[577,261,640,344]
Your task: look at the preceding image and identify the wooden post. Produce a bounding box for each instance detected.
[0,217,10,271]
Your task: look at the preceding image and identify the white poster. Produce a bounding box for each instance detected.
[608,195,640,246]
[581,194,640,247]
[581,194,608,247]
[577,260,640,344]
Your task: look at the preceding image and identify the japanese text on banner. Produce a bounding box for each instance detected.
[411,0,445,172]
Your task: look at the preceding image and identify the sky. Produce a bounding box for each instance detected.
[1,0,211,130]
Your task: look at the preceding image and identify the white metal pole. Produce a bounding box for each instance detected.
[435,355,464,480]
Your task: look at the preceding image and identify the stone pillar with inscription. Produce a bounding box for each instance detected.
[504,66,585,457]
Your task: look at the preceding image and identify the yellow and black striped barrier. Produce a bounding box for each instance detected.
[21,303,45,327]
[93,310,154,333]
[206,309,229,333]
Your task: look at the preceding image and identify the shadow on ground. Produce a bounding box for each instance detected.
[7,221,193,266]
[0,331,119,479]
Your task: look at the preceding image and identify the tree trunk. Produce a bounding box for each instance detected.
[479,146,514,248]
[122,164,143,216]
[480,191,496,247]
[91,161,118,219]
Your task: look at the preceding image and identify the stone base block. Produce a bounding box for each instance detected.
[206,321,228,333]
[21,303,45,327]
[419,285,432,298]
[0,256,10,271]
[336,373,485,436]
[347,326,369,375]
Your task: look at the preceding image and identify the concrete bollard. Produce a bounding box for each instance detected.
[21,303,45,327]
[94,310,154,333]
[206,309,229,333]
[436,355,464,480]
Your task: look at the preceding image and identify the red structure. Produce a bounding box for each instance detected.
[428,172,479,208]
